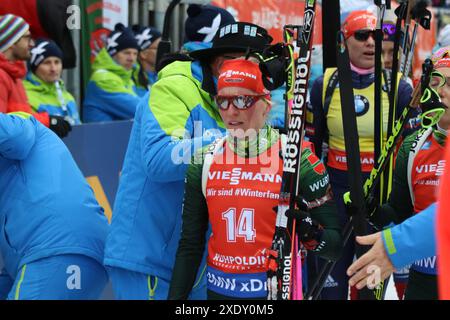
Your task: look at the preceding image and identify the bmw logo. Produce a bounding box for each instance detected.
[354,95,370,116]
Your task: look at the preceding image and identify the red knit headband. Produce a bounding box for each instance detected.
[218,59,269,94]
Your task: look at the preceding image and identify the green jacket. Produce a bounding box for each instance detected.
[82,48,140,122]
[23,72,80,124]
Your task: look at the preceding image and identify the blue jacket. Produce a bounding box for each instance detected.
[0,113,109,278]
[104,60,225,280]
[83,48,141,123]
[382,203,436,270]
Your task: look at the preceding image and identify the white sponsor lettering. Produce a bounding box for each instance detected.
[213,254,266,266]
[208,168,282,186]
[335,155,374,165]
[240,280,266,293]
[219,70,258,79]
[284,51,310,174]
[309,175,330,192]
[207,273,236,291]
[416,160,446,176]
[415,256,437,269]
[416,179,440,186]
[234,188,279,199]
[324,275,338,288]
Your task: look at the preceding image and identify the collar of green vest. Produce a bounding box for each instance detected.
[226,125,279,158]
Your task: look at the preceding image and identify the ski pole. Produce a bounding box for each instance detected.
[374,0,390,207]
[402,1,432,80]
[267,0,318,300]
[383,0,410,203]
[399,0,413,75]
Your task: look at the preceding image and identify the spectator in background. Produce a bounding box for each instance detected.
[154,3,235,73]
[23,38,81,125]
[381,10,414,94]
[83,23,141,123]
[0,14,71,138]
[0,112,109,300]
[132,25,162,97]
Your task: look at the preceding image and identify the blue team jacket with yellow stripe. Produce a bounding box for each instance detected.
[383,203,436,270]
[104,60,225,280]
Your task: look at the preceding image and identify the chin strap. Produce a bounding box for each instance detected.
[201,61,217,97]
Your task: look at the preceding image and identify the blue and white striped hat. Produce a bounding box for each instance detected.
[0,14,30,53]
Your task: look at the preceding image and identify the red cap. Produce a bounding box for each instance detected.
[342,10,377,39]
[218,59,269,94]
[434,57,450,70]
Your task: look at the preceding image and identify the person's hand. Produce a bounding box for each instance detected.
[49,115,72,138]
[285,197,324,250]
[285,209,321,241]
[347,232,396,290]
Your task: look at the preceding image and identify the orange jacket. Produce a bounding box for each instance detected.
[0,53,49,126]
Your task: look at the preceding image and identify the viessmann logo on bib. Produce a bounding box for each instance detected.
[208,167,282,186]
[416,160,446,176]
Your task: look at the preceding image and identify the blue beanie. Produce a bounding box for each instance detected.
[184,4,235,43]
[132,25,162,51]
[107,23,139,56]
[30,38,63,72]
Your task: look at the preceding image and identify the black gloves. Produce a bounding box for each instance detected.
[285,196,324,251]
[49,115,72,138]
[344,192,379,219]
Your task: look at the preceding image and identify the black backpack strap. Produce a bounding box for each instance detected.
[201,62,217,97]
[323,69,339,115]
